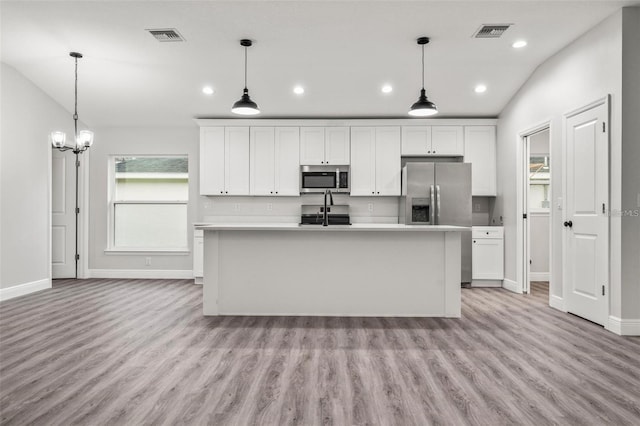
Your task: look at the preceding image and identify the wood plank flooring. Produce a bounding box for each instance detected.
[1,279,639,425]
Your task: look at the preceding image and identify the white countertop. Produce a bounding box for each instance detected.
[195,223,470,232]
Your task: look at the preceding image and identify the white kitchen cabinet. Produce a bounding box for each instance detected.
[472,226,504,281]
[193,229,203,284]
[431,126,464,156]
[200,127,250,195]
[401,126,463,156]
[350,127,401,196]
[464,126,497,196]
[300,127,349,165]
[250,127,300,196]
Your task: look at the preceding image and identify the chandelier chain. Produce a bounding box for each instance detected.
[74,55,79,139]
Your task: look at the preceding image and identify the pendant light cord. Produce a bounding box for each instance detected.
[421,43,425,90]
[73,55,79,139]
[244,45,248,90]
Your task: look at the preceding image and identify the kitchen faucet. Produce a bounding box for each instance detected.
[322,189,334,226]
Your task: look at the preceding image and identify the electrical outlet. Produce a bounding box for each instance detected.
[474,203,481,212]
[145,257,151,266]
[368,203,374,212]
[267,203,273,211]
[557,197,563,210]
[234,203,240,212]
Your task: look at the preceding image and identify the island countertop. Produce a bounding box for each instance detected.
[195,223,469,232]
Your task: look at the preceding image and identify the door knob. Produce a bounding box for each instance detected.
[563,220,573,228]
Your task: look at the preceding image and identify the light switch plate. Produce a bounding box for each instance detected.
[557,197,563,210]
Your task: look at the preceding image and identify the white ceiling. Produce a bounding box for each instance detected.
[2,1,638,127]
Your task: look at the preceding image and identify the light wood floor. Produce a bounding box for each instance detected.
[1,279,639,425]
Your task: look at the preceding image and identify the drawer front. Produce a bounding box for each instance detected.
[472,227,503,239]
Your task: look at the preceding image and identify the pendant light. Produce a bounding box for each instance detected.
[50,52,95,151]
[231,39,260,115]
[408,37,438,117]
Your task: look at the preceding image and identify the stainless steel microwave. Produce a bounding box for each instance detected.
[300,165,350,194]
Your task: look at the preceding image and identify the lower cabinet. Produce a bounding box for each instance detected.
[472,226,504,284]
[193,229,203,284]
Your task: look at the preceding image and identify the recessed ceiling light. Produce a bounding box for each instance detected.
[381,84,393,94]
[293,86,305,95]
[202,86,214,95]
[475,84,487,94]
[512,40,527,49]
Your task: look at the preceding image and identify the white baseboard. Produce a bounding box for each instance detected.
[87,269,194,279]
[530,272,550,281]
[0,278,51,301]
[471,280,502,288]
[607,316,640,336]
[549,294,565,311]
[502,278,520,293]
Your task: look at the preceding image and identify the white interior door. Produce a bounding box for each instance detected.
[52,150,76,278]
[564,100,609,326]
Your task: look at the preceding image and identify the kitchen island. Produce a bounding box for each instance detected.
[197,224,466,318]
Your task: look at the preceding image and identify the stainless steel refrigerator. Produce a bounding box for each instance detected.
[399,162,472,283]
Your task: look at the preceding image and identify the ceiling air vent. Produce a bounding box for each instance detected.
[147,28,185,42]
[473,24,512,38]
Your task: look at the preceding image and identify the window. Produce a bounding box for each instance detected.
[109,156,188,251]
[529,155,550,211]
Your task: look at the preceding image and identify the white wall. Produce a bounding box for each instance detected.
[530,213,550,277]
[620,8,640,320]
[0,63,73,293]
[496,8,640,325]
[88,127,199,273]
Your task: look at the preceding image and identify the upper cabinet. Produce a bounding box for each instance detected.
[350,127,401,196]
[250,127,300,196]
[200,127,250,195]
[300,127,350,165]
[464,126,497,196]
[401,125,464,156]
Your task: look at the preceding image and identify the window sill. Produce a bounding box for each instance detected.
[104,248,190,255]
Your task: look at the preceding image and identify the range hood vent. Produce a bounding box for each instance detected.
[147,28,185,42]
[473,24,512,38]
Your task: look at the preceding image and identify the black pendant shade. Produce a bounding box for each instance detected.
[409,37,438,117]
[232,39,260,115]
[409,88,438,117]
[232,88,260,115]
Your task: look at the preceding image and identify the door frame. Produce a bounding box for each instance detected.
[562,95,610,324]
[516,119,552,298]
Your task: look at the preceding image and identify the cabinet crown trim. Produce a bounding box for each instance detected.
[195,118,498,127]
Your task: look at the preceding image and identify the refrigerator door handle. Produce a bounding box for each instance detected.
[436,185,441,225]
[430,185,435,224]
